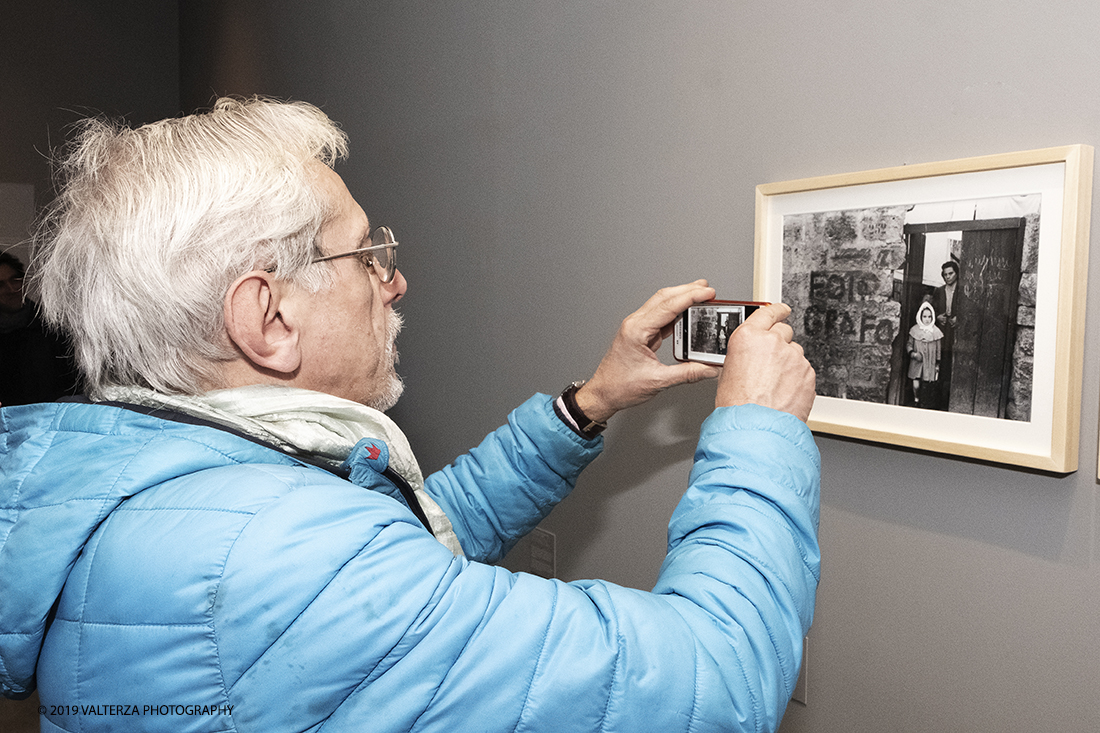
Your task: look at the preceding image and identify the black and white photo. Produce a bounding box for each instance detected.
[753,146,1092,471]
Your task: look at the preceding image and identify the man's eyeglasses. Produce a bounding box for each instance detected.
[311,225,398,283]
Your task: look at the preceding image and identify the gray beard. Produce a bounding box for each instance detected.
[367,309,405,412]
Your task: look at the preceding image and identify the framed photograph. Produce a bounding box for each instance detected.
[754,146,1093,472]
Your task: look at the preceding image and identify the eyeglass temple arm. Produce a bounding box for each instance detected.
[309,240,398,264]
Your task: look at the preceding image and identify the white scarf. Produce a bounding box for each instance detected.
[99,384,463,556]
[913,302,941,341]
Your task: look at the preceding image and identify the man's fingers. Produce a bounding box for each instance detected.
[665,361,721,386]
[743,302,792,332]
[772,321,795,343]
[633,280,715,331]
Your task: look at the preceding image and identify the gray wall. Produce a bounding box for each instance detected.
[0,1,180,211]
[8,1,1099,731]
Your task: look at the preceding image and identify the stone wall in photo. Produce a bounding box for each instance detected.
[1005,212,1039,421]
[783,206,907,403]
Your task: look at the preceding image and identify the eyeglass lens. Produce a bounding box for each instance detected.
[370,226,397,282]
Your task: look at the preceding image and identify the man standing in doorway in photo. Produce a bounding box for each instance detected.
[931,259,960,410]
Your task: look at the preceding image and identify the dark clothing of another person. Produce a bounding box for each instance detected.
[0,300,77,406]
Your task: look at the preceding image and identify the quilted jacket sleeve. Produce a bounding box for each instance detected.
[424,394,603,562]
[652,403,820,728]
[451,404,818,733]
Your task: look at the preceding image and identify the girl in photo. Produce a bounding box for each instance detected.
[907,301,944,407]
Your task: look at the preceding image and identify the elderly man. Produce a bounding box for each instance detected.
[0,98,819,732]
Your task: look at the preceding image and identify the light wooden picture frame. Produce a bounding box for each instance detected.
[754,145,1093,473]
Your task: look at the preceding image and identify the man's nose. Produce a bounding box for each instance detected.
[384,268,407,303]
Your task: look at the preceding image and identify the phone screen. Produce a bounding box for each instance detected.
[674,302,762,365]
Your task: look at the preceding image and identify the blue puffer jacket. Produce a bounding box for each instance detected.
[0,393,820,732]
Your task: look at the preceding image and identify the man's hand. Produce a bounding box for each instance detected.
[574,280,722,424]
[716,303,815,422]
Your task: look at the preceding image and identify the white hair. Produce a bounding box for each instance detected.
[29,97,349,397]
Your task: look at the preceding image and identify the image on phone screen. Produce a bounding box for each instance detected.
[675,302,761,365]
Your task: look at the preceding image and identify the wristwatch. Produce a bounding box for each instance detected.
[556,380,608,440]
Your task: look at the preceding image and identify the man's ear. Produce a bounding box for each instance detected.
[223,271,302,375]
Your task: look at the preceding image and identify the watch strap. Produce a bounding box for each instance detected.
[556,381,607,439]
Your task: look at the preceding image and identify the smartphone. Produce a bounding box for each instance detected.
[673,300,767,365]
